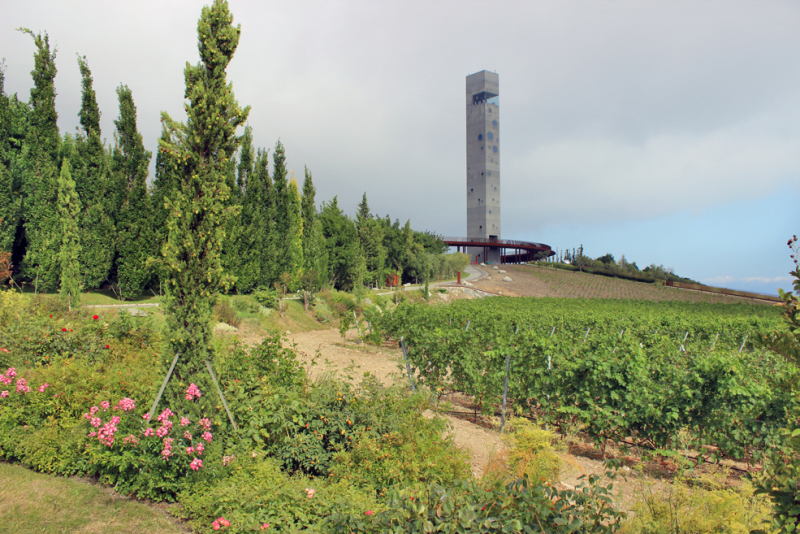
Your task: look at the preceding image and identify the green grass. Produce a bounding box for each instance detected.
[9,286,162,306]
[0,462,187,534]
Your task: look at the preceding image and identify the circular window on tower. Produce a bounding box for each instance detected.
[493,146,498,153]
[478,134,483,141]
[487,132,494,141]
[492,120,497,128]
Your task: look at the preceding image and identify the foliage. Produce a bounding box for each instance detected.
[213,299,241,328]
[375,297,791,461]
[57,158,81,306]
[622,471,775,534]
[158,0,250,409]
[500,418,562,486]
[17,28,61,290]
[112,84,153,298]
[754,235,800,533]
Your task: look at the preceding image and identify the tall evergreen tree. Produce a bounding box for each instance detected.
[159,0,250,396]
[319,196,358,289]
[18,29,61,289]
[355,193,386,287]
[284,174,304,289]
[300,167,326,287]
[112,85,153,298]
[0,67,23,256]
[57,158,81,306]
[74,56,114,290]
[271,140,290,278]
[150,126,177,291]
[254,147,278,287]
[230,126,262,292]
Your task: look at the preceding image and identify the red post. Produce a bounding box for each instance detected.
[457,271,461,284]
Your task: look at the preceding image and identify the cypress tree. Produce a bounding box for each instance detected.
[57,158,81,306]
[230,126,261,292]
[301,167,326,288]
[74,56,114,290]
[112,85,153,298]
[18,29,61,290]
[255,147,278,287]
[319,196,358,289]
[159,0,249,400]
[150,126,177,292]
[271,140,290,278]
[355,193,386,287]
[284,174,304,289]
[0,68,23,256]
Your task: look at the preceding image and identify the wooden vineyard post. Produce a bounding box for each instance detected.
[400,337,416,392]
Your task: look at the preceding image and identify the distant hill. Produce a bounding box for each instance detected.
[472,264,774,305]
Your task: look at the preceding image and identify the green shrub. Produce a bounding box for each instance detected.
[179,455,382,533]
[214,299,241,328]
[252,287,280,310]
[312,298,335,324]
[500,418,562,486]
[622,472,775,534]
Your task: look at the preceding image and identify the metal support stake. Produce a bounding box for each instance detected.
[583,328,591,343]
[550,326,556,337]
[739,334,749,354]
[148,352,181,420]
[711,333,719,350]
[500,353,511,433]
[205,360,238,430]
[400,338,416,391]
[465,320,471,332]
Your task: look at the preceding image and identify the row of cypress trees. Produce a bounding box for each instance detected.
[0,25,450,302]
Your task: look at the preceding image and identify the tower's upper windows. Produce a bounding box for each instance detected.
[487,132,494,141]
[478,134,483,141]
[472,91,498,105]
[493,146,498,153]
[492,120,498,128]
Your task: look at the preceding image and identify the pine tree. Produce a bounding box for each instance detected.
[112,85,153,298]
[18,29,61,290]
[159,0,250,397]
[57,158,81,306]
[74,56,114,290]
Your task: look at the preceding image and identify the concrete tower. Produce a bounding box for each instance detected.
[466,70,500,264]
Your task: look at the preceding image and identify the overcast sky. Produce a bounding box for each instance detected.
[2,0,798,295]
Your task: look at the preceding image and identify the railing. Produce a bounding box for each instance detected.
[440,236,551,250]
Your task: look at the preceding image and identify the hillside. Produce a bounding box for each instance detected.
[471,263,772,304]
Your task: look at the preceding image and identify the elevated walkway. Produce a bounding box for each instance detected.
[442,236,555,264]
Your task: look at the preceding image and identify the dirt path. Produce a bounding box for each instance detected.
[275,327,666,511]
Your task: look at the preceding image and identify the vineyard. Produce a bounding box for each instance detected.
[473,264,775,303]
[368,297,793,463]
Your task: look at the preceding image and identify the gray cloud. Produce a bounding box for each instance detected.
[2,0,798,241]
